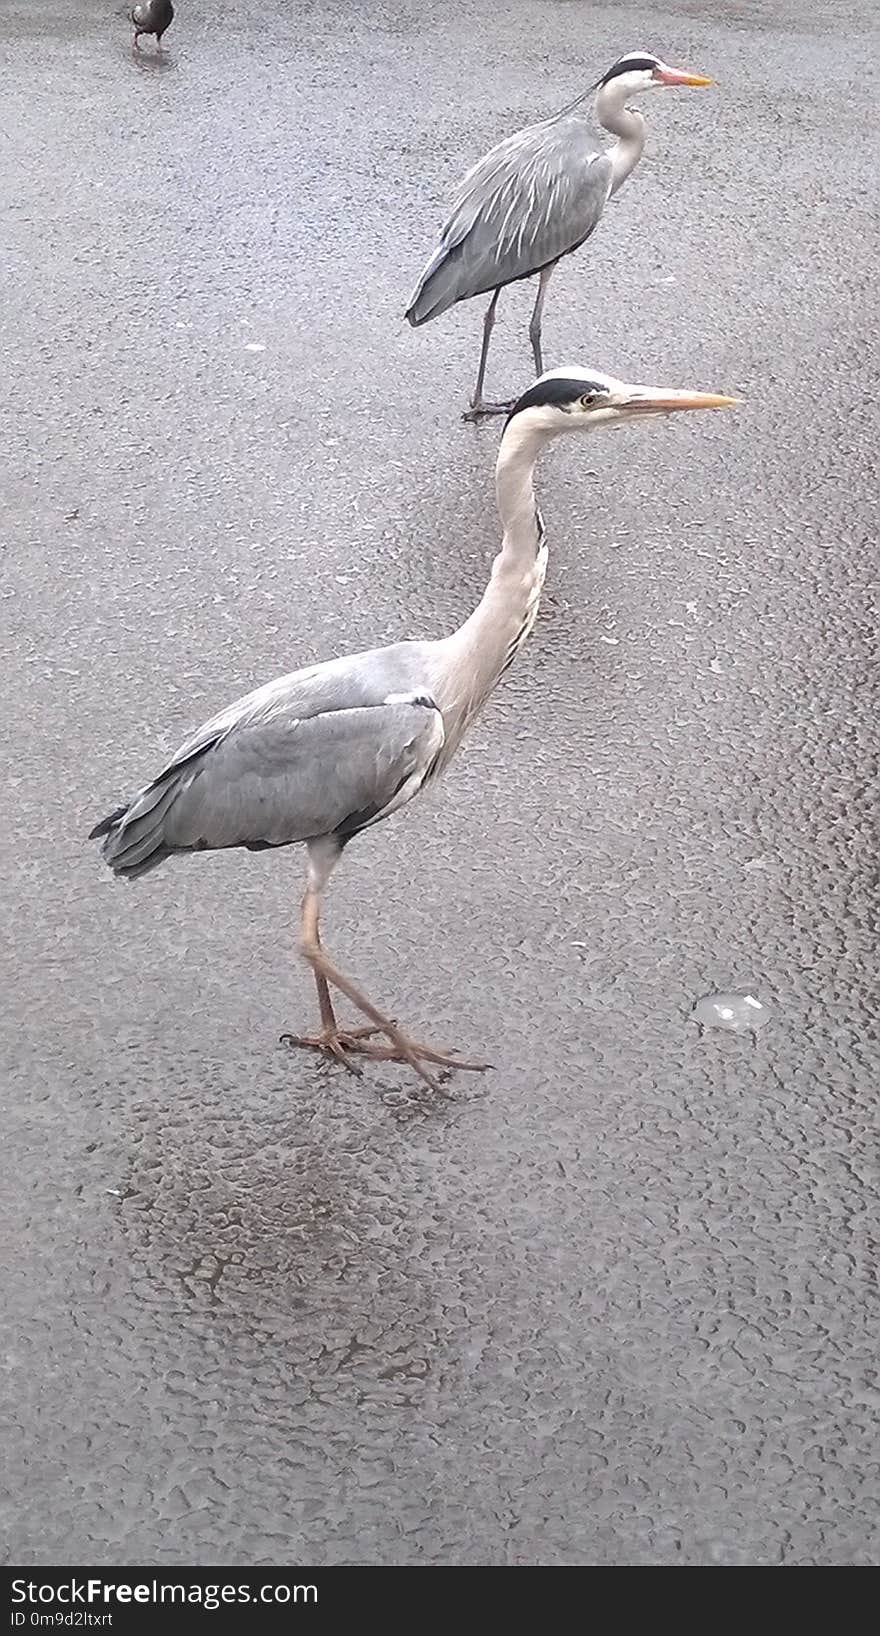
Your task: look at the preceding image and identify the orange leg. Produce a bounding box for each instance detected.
[280,890,491,1092]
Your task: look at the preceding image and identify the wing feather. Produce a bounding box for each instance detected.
[164,701,444,854]
[91,644,445,878]
[95,689,444,878]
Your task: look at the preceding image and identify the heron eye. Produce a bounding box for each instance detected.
[580,392,599,409]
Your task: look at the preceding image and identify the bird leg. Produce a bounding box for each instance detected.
[297,968,385,1077]
[462,290,514,421]
[281,890,491,1091]
[528,265,554,379]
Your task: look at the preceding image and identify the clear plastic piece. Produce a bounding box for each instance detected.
[692,991,771,1033]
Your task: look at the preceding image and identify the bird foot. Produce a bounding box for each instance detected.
[461,400,515,422]
[280,1024,492,1090]
[281,1025,374,1077]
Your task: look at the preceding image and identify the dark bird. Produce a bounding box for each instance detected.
[130,0,174,50]
[406,51,712,418]
[89,368,736,1089]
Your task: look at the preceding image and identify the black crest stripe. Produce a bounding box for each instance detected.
[600,55,659,85]
[506,376,606,424]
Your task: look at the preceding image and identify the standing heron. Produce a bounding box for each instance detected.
[90,367,736,1090]
[406,52,712,418]
[130,0,174,51]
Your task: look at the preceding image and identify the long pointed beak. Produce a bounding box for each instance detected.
[622,389,741,416]
[656,65,713,87]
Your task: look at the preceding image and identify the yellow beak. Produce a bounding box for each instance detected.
[657,67,714,87]
[622,390,741,415]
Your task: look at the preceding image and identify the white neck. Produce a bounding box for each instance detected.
[595,80,646,195]
[434,416,552,745]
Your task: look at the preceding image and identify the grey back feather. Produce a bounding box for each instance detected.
[407,115,612,325]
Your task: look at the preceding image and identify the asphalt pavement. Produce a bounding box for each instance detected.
[1,0,877,1566]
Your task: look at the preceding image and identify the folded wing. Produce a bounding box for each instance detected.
[406,116,613,325]
[91,670,444,879]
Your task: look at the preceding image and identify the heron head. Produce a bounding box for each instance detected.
[597,52,713,97]
[504,368,739,436]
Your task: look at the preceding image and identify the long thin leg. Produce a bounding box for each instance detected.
[462,289,514,421]
[313,949,382,1078]
[282,887,490,1091]
[313,907,383,1057]
[473,289,499,406]
[314,971,337,1033]
[528,264,554,379]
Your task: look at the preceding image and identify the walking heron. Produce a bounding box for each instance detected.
[406,52,712,418]
[90,368,736,1090]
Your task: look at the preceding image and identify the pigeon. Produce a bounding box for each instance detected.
[130,0,174,50]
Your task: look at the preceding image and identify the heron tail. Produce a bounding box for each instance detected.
[88,804,129,840]
[88,779,178,879]
[405,244,466,326]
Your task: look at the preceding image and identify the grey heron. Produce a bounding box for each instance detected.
[406,52,712,418]
[90,368,737,1091]
[130,0,174,50]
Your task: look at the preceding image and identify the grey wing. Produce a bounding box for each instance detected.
[406,117,612,325]
[92,681,444,879]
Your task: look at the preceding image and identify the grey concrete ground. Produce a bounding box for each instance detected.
[1,0,877,1568]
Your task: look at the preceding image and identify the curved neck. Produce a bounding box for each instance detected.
[434,418,553,743]
[494,416,548,554]
[595,81,645,195]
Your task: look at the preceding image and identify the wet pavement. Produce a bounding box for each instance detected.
[2,0,877,1568]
